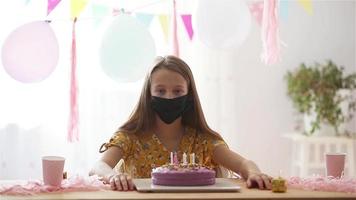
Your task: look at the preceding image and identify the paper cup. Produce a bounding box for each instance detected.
[325,153,346,178]
[42,156,65,186]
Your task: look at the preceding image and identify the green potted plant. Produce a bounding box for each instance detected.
[285,60,356,136]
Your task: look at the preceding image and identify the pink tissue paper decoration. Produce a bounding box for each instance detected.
[249,1,264,26]
[288,176,356,194]
[181,15,193,41]
[261,0,281,65]
[171,0,179,57]
[68,18,79,143]
[0,175,109,196]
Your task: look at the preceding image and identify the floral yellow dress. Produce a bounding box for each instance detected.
[100,127,228,178]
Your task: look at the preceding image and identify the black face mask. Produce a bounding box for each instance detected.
[151,95,193,124]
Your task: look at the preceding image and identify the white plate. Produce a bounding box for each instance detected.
[133,178,241,193]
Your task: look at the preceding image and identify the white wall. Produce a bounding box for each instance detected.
[185,0,356,177]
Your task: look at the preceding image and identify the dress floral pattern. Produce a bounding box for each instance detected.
[100,127,227,178]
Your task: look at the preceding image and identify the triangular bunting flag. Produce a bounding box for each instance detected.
[71,0,89,19]
[47,0,61,16]
[248,1,263,26]
[297,0,313,15]
[92,3,110,28]
[181,14,194,40]
[159,15,170,43]
[135,13,154,28]
[279,0,289,21]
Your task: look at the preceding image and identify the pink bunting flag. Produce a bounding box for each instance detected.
[249,1,264,26]
[171,0,179,57]
[181,15,193,40]
[261,0,281,65]
[68,18,79,142]
[47,0,61,16]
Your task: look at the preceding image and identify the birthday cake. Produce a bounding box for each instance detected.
[151,153,216,186]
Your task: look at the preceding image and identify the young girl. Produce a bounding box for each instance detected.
[90,55,272,191]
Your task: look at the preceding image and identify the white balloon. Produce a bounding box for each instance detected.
[194,0,251,49]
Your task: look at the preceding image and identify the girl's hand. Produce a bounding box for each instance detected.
[246,172,272,190]
[109,173,135,191]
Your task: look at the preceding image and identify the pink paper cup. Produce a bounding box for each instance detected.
[42,156,65,186]
[325,153,346,178]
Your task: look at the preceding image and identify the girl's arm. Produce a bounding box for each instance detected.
[89,147,134,191]
[212,145,272,190]
[89,146,122,182]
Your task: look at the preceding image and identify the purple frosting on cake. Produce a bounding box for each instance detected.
[151,165,216,186]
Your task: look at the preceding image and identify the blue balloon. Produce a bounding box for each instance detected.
[99,15,156,82]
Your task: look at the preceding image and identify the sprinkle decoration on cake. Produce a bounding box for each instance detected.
[151,152,216,186]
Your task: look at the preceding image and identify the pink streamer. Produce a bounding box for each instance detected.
[68,18,79,142]
[171,0,179,57]
[0,175,110,196]
[288,176,356,194]
[249,1,264,26]
[261,0,281,65]
[181,15,193,40]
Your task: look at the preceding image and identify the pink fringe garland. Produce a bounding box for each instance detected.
[171,0,179,57]
[288,176,356,194]
[261,0,281,65]
[0,175,109,196]
[68,17,79,142]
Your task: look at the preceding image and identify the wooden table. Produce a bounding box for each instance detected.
[1,179,355,200]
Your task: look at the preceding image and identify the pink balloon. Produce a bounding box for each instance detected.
[1,21,59,83]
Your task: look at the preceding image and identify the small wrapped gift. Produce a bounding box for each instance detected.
[272,176,287,193]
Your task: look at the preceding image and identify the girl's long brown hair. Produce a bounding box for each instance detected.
[118,55,222,139]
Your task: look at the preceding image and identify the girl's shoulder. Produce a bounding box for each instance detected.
[114,130,157,144]
[112,130,140,142]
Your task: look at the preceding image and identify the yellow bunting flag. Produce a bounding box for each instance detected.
[297,0,313,15]
[158,15,170,43]
[71,0,89,19]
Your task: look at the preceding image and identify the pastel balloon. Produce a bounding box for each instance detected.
[2,21,59,83]
[99,15,156,82]
[194,0,251,49]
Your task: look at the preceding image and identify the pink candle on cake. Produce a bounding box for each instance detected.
[173,152,179,165]
[170,152,174,165]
